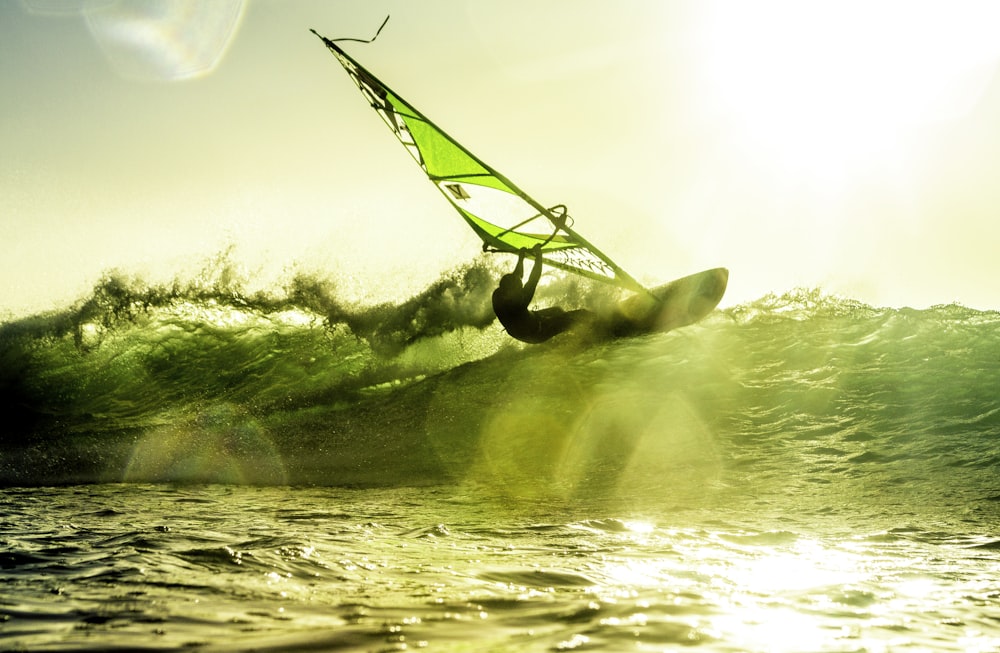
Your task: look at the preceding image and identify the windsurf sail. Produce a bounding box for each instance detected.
[312,29,651,296]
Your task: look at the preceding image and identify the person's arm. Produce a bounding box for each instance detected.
[522,246,544,301]
[512,248,526,279]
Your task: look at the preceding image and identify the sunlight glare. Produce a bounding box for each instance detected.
[726,539,865,594]
[708,607,831,653]
[171,300,250,328]
[693,1,1000,187]
[623,521,655,536]
[703,539,869,651]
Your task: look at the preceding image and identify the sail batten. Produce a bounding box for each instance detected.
[312,30,651,295]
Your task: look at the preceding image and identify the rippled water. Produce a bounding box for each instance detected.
[2,484,999,652]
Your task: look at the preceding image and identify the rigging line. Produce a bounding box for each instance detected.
[536,205,572,248]
[317,15,390,45]
[492,206,563,241]
[539,218,568,248]
[488,206,572,252]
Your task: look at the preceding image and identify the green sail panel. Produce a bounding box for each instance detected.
[312,30,649,294]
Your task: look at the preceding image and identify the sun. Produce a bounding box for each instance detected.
[690,1,1000,190]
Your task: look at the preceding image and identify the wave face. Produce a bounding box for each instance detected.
[2,268,999,515]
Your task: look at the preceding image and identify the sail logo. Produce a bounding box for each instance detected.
[445,184,470,201]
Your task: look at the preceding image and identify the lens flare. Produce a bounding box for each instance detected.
[124,403,286,484]
[86,0,245,81]
[21,0,245,81]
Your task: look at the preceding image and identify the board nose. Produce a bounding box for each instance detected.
[701,268,729,300]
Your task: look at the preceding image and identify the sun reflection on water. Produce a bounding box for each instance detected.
[697,535,876,650]
[722,538,866,594]
[581,525,1000,652]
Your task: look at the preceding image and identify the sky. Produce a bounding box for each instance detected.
[3,0,1000,319]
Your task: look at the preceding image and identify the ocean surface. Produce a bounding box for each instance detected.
[2,262,1000,651]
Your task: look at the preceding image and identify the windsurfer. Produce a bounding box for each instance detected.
[492,245,592,344]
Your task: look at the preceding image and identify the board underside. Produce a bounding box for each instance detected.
[603,267,729,338]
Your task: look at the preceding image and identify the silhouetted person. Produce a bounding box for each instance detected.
[492,245,592,343]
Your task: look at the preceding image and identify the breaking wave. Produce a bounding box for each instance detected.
[2,259,999,506]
